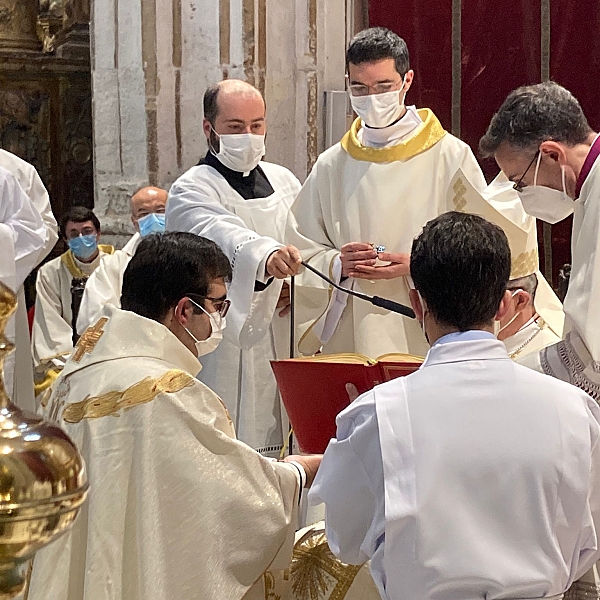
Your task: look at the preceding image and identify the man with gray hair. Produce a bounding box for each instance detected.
[497,273,560,360]
[481,81,600,598]
[167,79,302,459]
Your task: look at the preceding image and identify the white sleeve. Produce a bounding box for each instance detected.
[574,396,600,580]
[25,164,58,261]
[166,171,284,348]
[77,253,127,334]
[309,393,384,565]
[0,168,47,291]
[31,263,73,368]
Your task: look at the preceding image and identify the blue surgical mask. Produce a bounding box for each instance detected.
[138,213,166,236]
[68,234,98,260]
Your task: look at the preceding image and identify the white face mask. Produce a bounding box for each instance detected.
[416,290,430,345]
[211,127,265,175]
[182,299,226,358]
[495,289,523,337]
[349,79,407,129]
[517,153,574,224]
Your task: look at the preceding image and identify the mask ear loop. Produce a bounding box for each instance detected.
[532,151,542,186]
[416,290,429,344]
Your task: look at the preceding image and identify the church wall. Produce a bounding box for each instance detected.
[91,0,348,248]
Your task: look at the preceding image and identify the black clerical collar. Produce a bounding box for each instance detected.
[199,152,275,200]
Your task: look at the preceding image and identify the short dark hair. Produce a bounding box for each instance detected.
[59,206,101,239]
[479,81,593,157]
[121,232,232,322]
[203,84,220,125]
[346,27,410,76]
[411,212,511,331]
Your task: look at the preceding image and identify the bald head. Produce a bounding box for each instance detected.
[203,79,266,141]
[131,186,168,231]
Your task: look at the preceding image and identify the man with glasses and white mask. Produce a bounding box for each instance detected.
[167,79,303,459]
[480,83,600,395]
[29,232,321,600]
[480,82,600,599]
[286,27,486,359]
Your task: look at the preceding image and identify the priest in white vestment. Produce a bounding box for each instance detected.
[167,79,302,458]
[28,232,319,600]
[76,186,168,332]
[31,207,114,396]
[447,169,563,360]
[0,149,57,411]
[311,212,600,600]
[287,28,487,358]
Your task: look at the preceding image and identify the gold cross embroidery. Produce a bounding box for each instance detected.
[72,317,109,363]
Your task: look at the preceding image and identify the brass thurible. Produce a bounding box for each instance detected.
[0,282,88,598]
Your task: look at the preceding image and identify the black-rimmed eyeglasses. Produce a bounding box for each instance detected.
[513,150,540,193]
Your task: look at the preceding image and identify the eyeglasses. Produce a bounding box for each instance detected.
[346,77,404,97]
[187,294,230,319]
[513,151,540,193]
[66,227,96,240]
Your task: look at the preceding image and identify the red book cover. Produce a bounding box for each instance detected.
[271,353,422,453]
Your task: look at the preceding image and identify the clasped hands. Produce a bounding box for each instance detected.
[340,242,410,280]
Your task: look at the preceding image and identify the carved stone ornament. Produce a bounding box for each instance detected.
[0,0,41,52]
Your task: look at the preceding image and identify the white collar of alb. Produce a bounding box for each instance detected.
[358,105,423,148]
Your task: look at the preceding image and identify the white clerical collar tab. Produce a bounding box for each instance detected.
[359,105,423,148]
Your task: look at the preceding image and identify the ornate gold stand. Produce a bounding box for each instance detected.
[0,283,88,598]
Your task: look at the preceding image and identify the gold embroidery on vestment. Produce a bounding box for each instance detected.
[72,317,108,362]
[62,370,195,423]
[263,570,282,600]
[291,528,362,600]
[452,177,468,211]
[511,248,539,279]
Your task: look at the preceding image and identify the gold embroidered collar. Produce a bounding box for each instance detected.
[340,108,447,163]
[60,245,115,279]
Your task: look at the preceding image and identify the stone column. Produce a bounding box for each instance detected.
[90,0,348,246]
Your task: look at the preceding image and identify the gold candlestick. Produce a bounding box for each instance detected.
[0,282,88,598]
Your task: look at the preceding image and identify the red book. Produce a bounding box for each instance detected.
[271,353,423,454]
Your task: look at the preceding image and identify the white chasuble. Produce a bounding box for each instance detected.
[29,305,300,600]
[167,161,301,457]
[286,109,488,358]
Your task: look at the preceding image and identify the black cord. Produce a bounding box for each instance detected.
[301,261,416,319]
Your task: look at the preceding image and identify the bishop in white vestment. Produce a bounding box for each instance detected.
[167,79,301,457]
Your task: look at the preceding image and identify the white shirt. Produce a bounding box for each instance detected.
[310,331,600,600]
